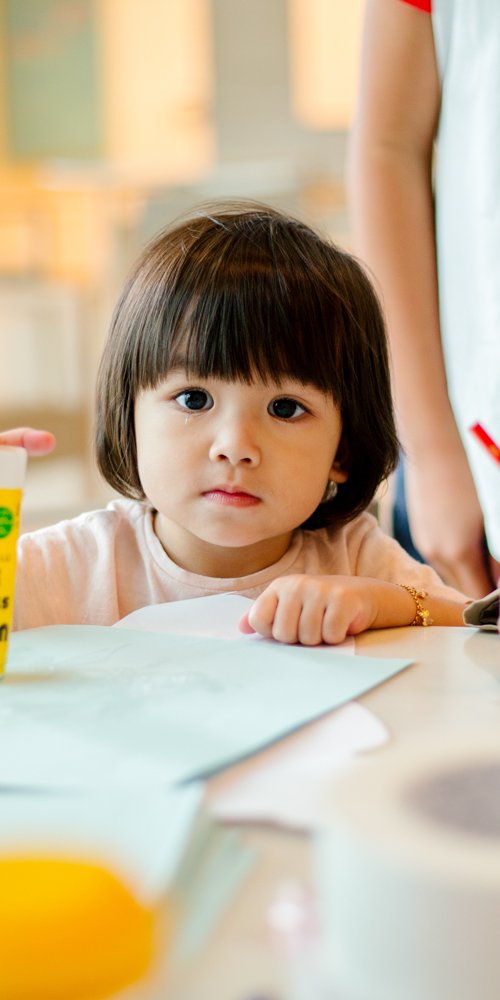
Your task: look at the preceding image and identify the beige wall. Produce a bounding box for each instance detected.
[289,0,363,129]
[100,0,215,180]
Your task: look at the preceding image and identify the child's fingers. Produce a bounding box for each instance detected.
[321,601,352,645]
[0,428,56,456]
[274,577,338,645]
[246,590,281,640]
[298,588,355,645]
[266,589,304,644]
[295,597,328,646]
[322,590,372,643]
[238,612,255,634]
[244,577,373,645]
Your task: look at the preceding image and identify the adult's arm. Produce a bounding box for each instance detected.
[347,0,494,597]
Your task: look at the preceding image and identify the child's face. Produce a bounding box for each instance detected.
[134,371,347,577]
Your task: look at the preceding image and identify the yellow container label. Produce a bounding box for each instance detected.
[0,488,22,675]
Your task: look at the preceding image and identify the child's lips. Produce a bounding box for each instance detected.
[202,487,261,507]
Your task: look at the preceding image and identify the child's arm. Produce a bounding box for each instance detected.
[239,575,468,646]
[347,0,493,598]
[0,428,56,456]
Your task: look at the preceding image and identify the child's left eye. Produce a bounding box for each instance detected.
[175,389,213,411]
[269,397,306,419]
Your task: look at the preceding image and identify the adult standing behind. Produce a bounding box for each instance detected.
[347,0,500,598]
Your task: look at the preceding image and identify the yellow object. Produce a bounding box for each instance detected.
[0,447,26,676]
[0,856,158,1000]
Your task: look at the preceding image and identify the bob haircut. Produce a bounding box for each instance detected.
[96,201,399,530]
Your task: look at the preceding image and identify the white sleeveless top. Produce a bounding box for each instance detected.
[432,0,500,558]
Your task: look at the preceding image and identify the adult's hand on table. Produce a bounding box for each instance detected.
[0,427,56,457]
[405,448,494,598]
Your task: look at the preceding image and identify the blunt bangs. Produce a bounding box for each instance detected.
[132,211,351,397]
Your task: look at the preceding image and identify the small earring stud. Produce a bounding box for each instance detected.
[321,479,338,503]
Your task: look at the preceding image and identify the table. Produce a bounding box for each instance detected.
[162,626,500,1000]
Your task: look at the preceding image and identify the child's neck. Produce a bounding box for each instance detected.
[153,513,294,578]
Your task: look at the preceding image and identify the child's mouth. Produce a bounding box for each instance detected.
[202,489,260,507]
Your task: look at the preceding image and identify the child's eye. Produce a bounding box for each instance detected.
[269,397,307,420]
[174,389,213,411]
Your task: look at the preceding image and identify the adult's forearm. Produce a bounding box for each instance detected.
[346,0,456,458]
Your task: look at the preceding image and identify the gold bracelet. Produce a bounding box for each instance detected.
[399,584,434,627]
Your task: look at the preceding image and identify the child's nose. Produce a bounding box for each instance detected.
[208,421,261,466]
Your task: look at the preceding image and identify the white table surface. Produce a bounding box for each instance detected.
[161,626,500,1000]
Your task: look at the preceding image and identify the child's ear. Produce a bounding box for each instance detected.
[329,461,348,484]
[330,433,349,483]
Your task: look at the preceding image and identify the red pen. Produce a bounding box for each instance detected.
[469,422,500,467]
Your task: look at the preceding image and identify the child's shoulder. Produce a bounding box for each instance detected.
[19,498,151,550]
[302,510,381,547]
[296,510,385,574]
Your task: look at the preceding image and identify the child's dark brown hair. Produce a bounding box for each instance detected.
[96,201,399,529]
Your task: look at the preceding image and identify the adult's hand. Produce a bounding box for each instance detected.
[0,427,56,457]
[405,446,494,599]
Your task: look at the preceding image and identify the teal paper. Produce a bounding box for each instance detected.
[2,626,412,789]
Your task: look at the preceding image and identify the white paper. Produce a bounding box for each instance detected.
[207,702,387,830]
[116,593,252,641]
[116,593,355,652]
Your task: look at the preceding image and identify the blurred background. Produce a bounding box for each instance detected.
[0,0,364,530]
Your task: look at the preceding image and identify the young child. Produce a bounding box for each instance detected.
[5,202,468,644]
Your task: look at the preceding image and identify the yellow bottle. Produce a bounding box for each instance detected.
[0,446,26,676]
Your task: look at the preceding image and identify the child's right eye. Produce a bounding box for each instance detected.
[174,389,213,411]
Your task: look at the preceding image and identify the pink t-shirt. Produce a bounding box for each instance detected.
[14,498,464,630]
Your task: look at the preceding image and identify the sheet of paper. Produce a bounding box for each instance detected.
[207,702,387,830]
[118,596,362,831]
[3,624,411,791]
[116,593,355,652]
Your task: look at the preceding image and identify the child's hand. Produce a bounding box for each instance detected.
[0,427,56,456]
[239,575,381,645]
